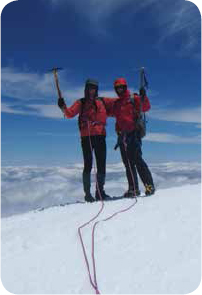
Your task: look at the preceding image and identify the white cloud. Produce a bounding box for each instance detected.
[1,102,65,119]
[51,0,133,19]
[28,104,65,119]
[0,66,116,118]
[149,106,201,123]
[47,0,160,36]
[36,131,78,137]
[2,99,201,128]
[1,66,85,102]
[1,67,200,125]
[1,66,117,103]
[155,0,200,57]
[100,90,117,98]
[1,162,201,216]
[145,132,201,144]
[47,0,200,57]
[1,67,55,100]
[1,102,26,115]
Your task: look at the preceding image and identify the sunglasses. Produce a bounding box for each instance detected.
[115,85,125,89]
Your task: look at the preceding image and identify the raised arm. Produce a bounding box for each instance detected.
[58,98,81,118]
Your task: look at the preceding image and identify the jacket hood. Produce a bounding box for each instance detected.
[114,78,127,88]
[84,79,99,99]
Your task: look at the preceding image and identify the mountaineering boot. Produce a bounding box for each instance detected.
[84,193,95,203]
[145,184,155,196]
[95,190,111,201]
[83,172,95,202]
[123,188,141,198]
[95,173,111,201]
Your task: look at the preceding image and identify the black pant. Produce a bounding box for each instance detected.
[81,135,106,194]
[119,132,154,191]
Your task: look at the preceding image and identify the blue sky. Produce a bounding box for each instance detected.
[1,0,201,166]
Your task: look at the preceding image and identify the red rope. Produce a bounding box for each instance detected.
[78,124,138,294]
[91,136,138,290]
[78,121,104,294]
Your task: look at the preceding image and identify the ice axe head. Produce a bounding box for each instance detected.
[48,67,63,98]
[48,67,63,74]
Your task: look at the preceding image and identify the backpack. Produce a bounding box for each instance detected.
[78,97,107,130]
[130,93,146,138]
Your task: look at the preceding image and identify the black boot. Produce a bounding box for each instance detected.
[123,188,141,198]
[83,172,95,202]
[84,193,95,203]
[95,173,111,201]
[95,190,111,201]
[145,184,155,196]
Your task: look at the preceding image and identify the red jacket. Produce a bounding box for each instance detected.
[62,98,108,137]
[104,90,151,133]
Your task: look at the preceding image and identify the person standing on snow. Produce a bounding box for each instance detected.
[57,79,111,203]
[107,78,155,197]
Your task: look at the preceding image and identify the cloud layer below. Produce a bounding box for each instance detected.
[1,162,201,217]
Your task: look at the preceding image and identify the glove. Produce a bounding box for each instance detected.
[139,87,146,97]
[58,97,66,109]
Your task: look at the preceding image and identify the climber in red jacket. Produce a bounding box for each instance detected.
[107,77,155,197]
[58,79,111,202]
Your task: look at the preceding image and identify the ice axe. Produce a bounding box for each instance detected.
[139,67,148,90]
[49,67,63,99]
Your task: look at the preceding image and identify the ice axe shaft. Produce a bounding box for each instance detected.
[140,67,145,89]
[49,67,63,99]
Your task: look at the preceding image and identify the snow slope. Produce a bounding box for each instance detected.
[1,183,201,294]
